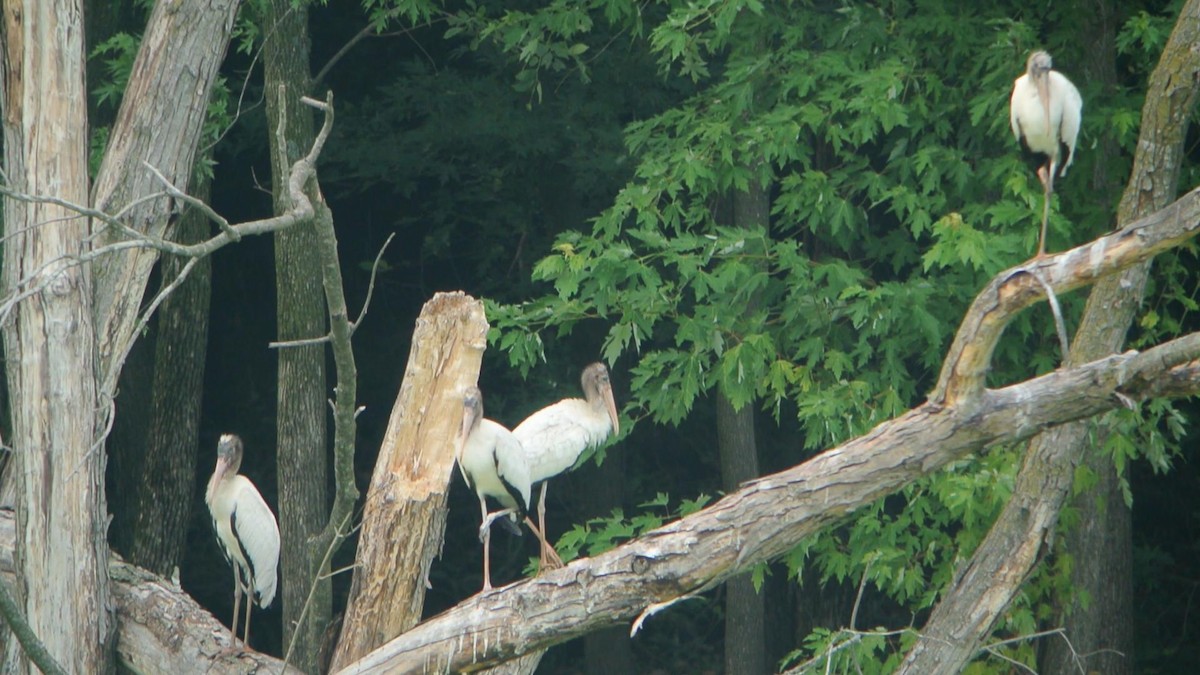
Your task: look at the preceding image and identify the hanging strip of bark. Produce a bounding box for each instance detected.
[329,292,489,671]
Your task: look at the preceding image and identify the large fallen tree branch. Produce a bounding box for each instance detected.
[0,510,300,674]
[336,182,1200,673]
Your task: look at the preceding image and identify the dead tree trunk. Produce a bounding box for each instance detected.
[0,0,110,670]
[329,292,489,670]
[89,0,240,390]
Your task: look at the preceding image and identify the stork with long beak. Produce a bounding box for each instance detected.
[1009,50,1083,257]
[456,386,555,590]
[513,363,620,568]
[205,434,280,650]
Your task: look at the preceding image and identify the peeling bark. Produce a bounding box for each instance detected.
[1,0,109,670]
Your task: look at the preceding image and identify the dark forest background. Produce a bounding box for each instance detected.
[76,0,1200,672]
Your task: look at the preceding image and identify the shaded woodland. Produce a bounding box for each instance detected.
[2,0,1200,673]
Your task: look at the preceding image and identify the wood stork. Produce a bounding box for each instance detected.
[456,386,556,590]
[513,362,620,568]
[1010,49,1083,257]
[205,433,280,650]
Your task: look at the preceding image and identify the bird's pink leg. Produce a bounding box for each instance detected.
[226,576,244,653]
[242,588,254,648]
[1035,164,1053,258]
[482,522,494,592]
[523,515,563,569]
[534,484,564,569]
[478,506,520,591]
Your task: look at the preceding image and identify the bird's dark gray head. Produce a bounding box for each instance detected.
[217,434,244,466]
[463,385,483,420]
[460,386,484,444]
[581,362,620,436]
[207,434,244,503]
[1027,50,1053,76]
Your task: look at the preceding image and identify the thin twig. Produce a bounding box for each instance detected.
[849,560,872,631]
[352,232,396,331]
[283,508,359,671]
[313,24,376,86]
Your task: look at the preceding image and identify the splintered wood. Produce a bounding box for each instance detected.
[330,292,488,671]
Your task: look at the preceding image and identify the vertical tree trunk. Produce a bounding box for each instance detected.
[260,2,331,671]
[717,393,766,675]
[0,0,112,670]
[1040,3,1134,671]
[127,173,213,575]
[717,170,770,675]
[89,0,239,388]
[584,452,635,675]
[329,293,488,671]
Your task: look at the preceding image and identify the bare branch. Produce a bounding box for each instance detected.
[353,232,396,332]
[932,183,1200,406]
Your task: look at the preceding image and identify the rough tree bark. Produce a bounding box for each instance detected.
[0,0,110,670]
[260,1,332,670]
[89,0,239,388]
[127,172,214,575]
[897,3,1200,672]
[333,184,1200,673]
[329,292,489,671]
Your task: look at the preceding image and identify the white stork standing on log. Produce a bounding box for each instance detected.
[456,386,557,590]
[513,362,620,568]
[205,433,280,649]
[1010,49,1083,257]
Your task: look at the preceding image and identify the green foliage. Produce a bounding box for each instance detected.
[781,626,915,674]
[468,0,1178,668]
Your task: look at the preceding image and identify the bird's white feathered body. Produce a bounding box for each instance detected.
[509,363,619,570]
[515,398,616,482]
[207,474,280,608]
[460,418,532,521]
[1010,58,1082,178]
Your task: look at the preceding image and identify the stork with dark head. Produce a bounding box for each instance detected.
[205,433,280,650]
[1010,49,1083,257]
[513,362,620,568]
[457,385,556,591]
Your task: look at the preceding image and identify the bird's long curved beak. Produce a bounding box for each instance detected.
[206,454,230,502]
[602,383,620,437]
[1035,74,1051,129]
[457,402,478,462]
